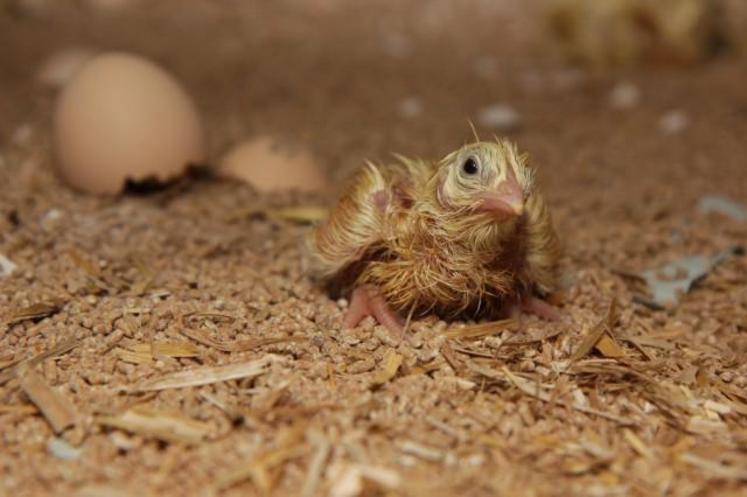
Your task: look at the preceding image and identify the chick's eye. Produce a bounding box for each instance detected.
[462,157,479,176]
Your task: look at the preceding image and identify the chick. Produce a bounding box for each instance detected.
[306,139,561,335]
[547,0,721,67]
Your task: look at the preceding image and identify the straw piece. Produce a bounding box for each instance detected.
[137,355,277,391]
[116,341,200,364]
[680,452,747,481]
[96,407,211,444]
[179,326,302,352]
[0,338,79,385]
[370,349,403,386]
[6,301,65,325]
[443,319,517,339]
[300,434,331,497]
[19,367,76,434]
[623,429,654,459]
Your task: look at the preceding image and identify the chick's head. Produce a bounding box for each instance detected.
[436,140,534,219]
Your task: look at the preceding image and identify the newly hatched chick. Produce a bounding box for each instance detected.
[306,139,561,335]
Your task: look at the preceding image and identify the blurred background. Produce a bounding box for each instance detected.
[2,2,747,496]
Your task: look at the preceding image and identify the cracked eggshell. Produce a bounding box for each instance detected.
[53,52,205,194]
[217,136,327,192]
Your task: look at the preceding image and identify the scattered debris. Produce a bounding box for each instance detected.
[19,367,77,434]
[0,338,80,385]
[214,428,307,492]
[96,407,211,444]
[659,110,689,134]
[697,194,747,221]
[477,103,522,132]
[136,355,278,391]
[0,254,17,277]
[637,246,743,308]
[609,81,640,109]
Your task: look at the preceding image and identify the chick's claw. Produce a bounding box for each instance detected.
[344,285,405,336]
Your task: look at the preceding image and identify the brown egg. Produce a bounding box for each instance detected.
[53,52,205,194]
[217,136,327,192]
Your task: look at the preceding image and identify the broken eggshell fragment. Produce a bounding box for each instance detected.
[637,246,743,309]
[53,52,206,195]
[216,136,327,193]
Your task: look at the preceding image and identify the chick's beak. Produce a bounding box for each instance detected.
[478,175,524,217]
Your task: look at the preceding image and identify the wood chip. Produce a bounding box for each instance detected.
[594,333,626,358]
[136,355,277,391]
[19,367,76,434]
[570,299,617,362]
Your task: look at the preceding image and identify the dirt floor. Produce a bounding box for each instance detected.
[1,1,747,496]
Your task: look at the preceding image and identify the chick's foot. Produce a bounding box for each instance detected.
[507,295,562,321]
[343,285,405,336]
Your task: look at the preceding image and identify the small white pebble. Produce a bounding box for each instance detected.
[381,32,412,59]
[550,67,585,91]
[12,123,33,146]
[474,56,498,80]
[47,437,82,460]
[719,370,735,383]
[0,254,17,277]
[609,81,640,109]
[518,68,545,94]
[397,96,423,119]
[477,103,522,132]
[659,110,689,134]
[336,298,348,309]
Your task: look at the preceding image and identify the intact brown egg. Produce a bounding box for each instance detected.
[217,136,327,192]
[53,52,205,194]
